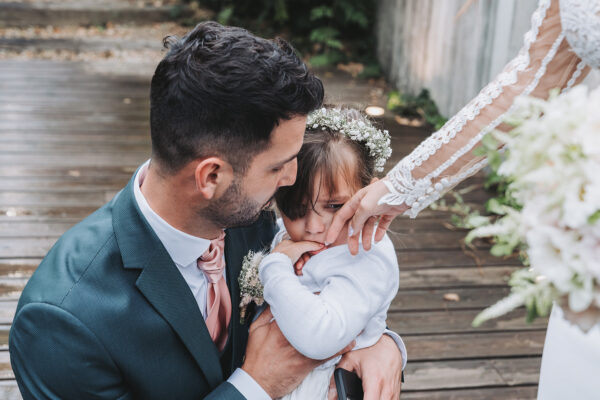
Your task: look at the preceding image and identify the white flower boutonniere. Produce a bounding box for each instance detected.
[238,250,266,324]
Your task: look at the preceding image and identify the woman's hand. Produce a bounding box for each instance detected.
[272,239,324,266]
[325,179,408,255]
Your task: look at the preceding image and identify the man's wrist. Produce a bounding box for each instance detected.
[228,368,271,400]
[383,329,407,370]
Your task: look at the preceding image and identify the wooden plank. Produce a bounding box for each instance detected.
[0,166,138,178]
[0,284,23,302]
[0,326,10,349]
[390,287,512,311]
[402,357,541,391]
[0,302,17,325]
[404,330,546,361]
[0,351,14,380]
[0,179,130,192]
[1,141,149,153]
[396,249,521,269]
[0,120,149,130]
[387,309,547,335]
[0,259,40,277]
[0,221,77,237]
[400,386,537,400]
[0,191,109,207]
[398,266,517,289]
[0,133,149,145]
[0,237,59,258]
[389,230,473,250]
[0,381,21,400]
[0,205,98,220]
[0,153,149,168]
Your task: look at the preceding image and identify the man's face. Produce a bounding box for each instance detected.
[204,115,306,228]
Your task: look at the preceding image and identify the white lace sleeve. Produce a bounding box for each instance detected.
[380,0,591,218]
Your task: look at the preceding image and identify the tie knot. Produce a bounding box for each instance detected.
[197,231,226,284]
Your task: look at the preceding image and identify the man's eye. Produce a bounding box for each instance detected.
[271,167,283,173]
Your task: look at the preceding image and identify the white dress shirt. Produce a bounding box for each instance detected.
[133,161,270,400]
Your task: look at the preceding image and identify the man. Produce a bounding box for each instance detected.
[10,22,405,399]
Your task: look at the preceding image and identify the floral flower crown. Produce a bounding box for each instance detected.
[306,107,392,172]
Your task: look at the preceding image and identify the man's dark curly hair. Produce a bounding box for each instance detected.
[150,21,324,174]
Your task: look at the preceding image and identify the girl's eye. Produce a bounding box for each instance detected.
[326,203,344,210]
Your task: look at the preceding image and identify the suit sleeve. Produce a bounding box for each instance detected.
[9,303,130,400]
[10,303,248,400]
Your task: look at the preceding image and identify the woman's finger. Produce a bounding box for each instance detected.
[326,188,367,245]
[361,216,378,251]
[374,214,394,242]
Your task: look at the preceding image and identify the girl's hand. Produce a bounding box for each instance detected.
[294,253,312,276]
[272,239,324,266]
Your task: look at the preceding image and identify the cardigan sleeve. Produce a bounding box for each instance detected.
[259,239,399,360]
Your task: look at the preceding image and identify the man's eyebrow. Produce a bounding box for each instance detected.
[272,152,299,167]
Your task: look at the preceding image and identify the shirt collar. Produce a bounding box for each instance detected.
[133,160,211,267]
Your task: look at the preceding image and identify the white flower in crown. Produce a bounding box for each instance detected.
[307,107,392,172]
[238,250,266,324]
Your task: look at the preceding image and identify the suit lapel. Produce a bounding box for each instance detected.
[136,252,223,388]
[113,173,223,389]
[224,228,247,371]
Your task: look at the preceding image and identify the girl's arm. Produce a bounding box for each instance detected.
[258,238,399,360]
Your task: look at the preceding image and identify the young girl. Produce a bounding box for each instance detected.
[258,107,401,399]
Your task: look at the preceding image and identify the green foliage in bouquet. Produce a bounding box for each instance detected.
[387,89,447,130]
[189,0,380,72]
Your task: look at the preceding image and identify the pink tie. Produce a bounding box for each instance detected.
[197,231,231,351]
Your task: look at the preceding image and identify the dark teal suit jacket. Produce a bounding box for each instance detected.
[9,172,277,399]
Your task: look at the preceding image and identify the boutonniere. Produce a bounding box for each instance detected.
[238,250,266,324]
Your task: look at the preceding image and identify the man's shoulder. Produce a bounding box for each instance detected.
[18,201,121,308]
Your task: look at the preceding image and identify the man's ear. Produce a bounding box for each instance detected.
[193,157,234,200]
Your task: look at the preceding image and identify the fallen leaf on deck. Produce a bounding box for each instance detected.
[443,293,461,302]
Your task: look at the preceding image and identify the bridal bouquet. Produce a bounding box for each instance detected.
[471,85,600,332]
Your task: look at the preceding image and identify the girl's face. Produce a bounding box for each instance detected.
[281,172,355,250]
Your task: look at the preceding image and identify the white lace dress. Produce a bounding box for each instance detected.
[379,0,600,398]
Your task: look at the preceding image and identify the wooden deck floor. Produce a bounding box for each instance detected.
[0,60,545,399]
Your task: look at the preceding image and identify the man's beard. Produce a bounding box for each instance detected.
[200,176,272,229]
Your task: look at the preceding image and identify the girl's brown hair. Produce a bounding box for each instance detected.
[275,109,376,220]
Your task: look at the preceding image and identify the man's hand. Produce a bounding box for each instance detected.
[328,335,402,400]
[243,307,354,398]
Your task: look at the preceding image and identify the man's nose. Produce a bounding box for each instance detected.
[278,159,297,187]
[305,209,325,235]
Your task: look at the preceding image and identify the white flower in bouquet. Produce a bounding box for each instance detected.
[472,85,600,332]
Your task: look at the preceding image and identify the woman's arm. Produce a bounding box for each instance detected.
[327,0,590,254]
